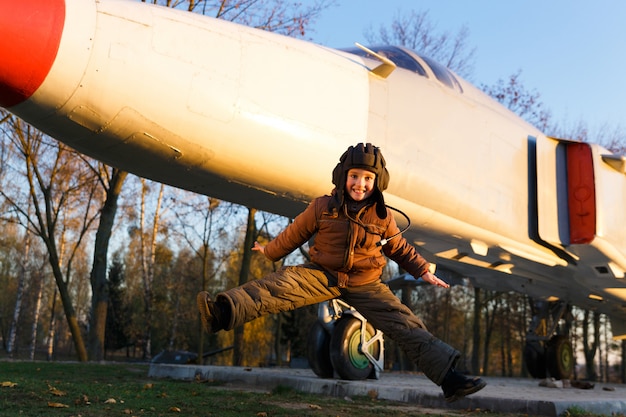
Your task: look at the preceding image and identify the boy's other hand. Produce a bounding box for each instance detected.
[421,272,450,288]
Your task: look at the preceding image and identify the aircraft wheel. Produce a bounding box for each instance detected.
[547,335,574,380]
[329,316,379,380]
[306,320,334,378]
[523,340,547,379]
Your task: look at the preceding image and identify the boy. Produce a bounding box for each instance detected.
[197,143,486,402]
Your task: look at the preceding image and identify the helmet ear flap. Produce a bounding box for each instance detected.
[329,163,345,213]
[332,146,352,187]
[331,162,343,187]
[377,169,390,191]
[374,148,389,191]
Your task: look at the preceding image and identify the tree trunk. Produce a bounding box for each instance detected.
[233,207,256,366]
[582,309,599,381]
[169,296,181,350]
[88,168,127,361]
[481,296,494,375]
[481,293,500,376]
[29,271,44,360]
[499,307,506,376]
[198,242,210,363]
[602,316,611,382]
[7,233,31,355]
[47,288,58,361]
[140,181,164,360]
[48,247,88,361]
[505,295,513,376]
[619,339,626,384]
[471,287,481,374]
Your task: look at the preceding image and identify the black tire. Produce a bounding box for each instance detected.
[523,340,547,379]
[547,335,574,380]
[306,320,334,378]
[329,316,380,380]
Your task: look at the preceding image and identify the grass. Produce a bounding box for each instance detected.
[0,360,466,417]
[0,360,615,417]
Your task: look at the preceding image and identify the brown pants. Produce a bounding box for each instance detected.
[216,263,460,385]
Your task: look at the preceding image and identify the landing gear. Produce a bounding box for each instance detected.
[306,299,384,380]
[523,340,547,379]
[329,316,380,380]
[524,299,574,380]
[306,320,333,378]
[547,335,574,379]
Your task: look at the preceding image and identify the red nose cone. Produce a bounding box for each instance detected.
[0,0,65,108]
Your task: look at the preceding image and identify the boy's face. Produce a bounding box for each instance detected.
[345,168,376,201]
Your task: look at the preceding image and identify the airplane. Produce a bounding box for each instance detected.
[1,0,625,381]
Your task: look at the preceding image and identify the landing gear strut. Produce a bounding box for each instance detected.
[523,299,574,380]
[306,299,385,380]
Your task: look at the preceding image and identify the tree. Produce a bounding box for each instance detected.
[233,208,257,366]
[0,222,25,352]
[471,287,482,374]
[147,0,333,39]
[482,70,552,131]
[88,165,128,361]
[139,179,166,359]
[621,340,626,383]
[105,256,129,354]
[481,291,499,376]
[28,267,46,360]
[5,225,30,356]
[171,194,239,361]
[0,117,101,361]
[582,309,600,381]
[0,0,334,363]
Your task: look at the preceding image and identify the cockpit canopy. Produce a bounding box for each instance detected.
[341,45,463,92]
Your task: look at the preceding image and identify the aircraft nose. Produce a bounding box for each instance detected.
[0,0,66,108]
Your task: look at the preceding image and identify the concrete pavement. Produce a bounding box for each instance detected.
[148,364,626,416]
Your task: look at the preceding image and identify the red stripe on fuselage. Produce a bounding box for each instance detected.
[0,0,66,107]
[567,142,596,244]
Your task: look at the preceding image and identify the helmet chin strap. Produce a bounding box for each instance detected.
[342,203,412,247]
[377,205,411,246]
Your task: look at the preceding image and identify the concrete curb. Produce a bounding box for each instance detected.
[148,364,626,416]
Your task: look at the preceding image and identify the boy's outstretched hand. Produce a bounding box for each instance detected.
[421,271,450,288]
[252,241,265,255]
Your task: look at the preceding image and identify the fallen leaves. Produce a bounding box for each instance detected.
[48,384,67,396]
[4,370,192,416]
[75,394,91,405]
[44,384,69,408]
[47,401,69,408]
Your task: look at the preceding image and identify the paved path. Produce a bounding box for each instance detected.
[148,364,626,416]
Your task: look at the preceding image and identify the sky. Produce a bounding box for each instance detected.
[306,1,626,138]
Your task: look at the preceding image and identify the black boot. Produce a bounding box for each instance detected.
[441,368,486,403]
[196,291,228,333]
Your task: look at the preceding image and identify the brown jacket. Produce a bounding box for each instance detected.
[264,195,430,287]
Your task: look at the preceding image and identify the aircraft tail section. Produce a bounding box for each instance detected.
[537,136,626,277]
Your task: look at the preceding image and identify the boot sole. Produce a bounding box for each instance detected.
[445,379,487,403]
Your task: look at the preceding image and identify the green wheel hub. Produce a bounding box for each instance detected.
[347,329,370,369]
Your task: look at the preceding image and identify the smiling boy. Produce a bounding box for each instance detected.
[197,142,486,402]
